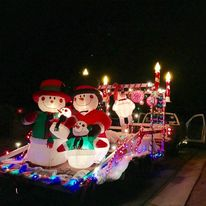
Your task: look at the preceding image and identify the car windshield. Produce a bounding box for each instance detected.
[143,113,178,125]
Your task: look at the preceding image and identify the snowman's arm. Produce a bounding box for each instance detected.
[50,116,77,139]
[88,124,101,137]
[22,111,38,125]
[94,111,112,132]
[50,123,70,140]
[55,115,67,131]
[86,110,112,135]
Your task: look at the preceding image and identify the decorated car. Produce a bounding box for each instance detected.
[0,64,173,193]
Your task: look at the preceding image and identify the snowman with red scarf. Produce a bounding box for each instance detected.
[57,85,111,169]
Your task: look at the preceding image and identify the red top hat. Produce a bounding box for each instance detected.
[33,79,71,103]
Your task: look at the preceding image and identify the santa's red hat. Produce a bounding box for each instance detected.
[72,85,102,102]
[33,79,71,103]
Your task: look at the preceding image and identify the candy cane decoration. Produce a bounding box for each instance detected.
[154,62,161,91]
[102,76,111,115]
[165,72,171,102]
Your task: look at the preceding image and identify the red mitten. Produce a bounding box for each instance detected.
[96,139,108,148]
[57,144,65,152]
[23,111,38,125]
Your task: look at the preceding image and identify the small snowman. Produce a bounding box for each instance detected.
[56,85,112,169]
[57,121,97,169]
[51,106,72,133]
[72,121,90,138]
[112,86,135,128]
[23,79,71,167]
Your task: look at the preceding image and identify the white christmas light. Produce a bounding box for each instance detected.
[82,68,89,76]
[103,75,109,85]
[15,142,21,148]
[134,113,139,119]
[124,128,129,133]
[139,100,144,105]
[154,62,161,73]
[165,72,171,82]
[158,88,165,93]
[147,82,153,87]
[111,144,117,151]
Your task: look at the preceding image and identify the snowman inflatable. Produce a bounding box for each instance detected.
[23,79,71,167]
[57,121,96,169]
[56,85,111,169]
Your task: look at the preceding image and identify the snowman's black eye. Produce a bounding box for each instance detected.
[82,124,85,127]
[83,94,85,97]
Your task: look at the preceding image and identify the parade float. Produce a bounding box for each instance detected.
[0,63,172,193]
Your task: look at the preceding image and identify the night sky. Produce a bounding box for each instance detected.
[1,1,206,116]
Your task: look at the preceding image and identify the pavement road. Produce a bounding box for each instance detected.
[146,148,206,206]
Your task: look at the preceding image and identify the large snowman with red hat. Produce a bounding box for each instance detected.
[23,79,71,167]
[56,85,111,169]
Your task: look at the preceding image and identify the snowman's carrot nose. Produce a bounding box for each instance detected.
[75,124,80,129]
[57,109,62,113]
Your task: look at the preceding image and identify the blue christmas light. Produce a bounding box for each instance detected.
[1,163,15,172]
[29,173,39,181]
[49,175,61,184]
[19,164,28,173]
[32,174,39,180]
[87,175,97,184]
[15,154,24,161]
[150,152,164,159]
[64,178,81,192]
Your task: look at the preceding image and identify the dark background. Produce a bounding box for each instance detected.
[0,2,205,203]
[1,0,206,116]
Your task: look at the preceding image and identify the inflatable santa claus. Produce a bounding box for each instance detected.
[56,85,111,169]
[112,85,135,128]
[23,79,71,167]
